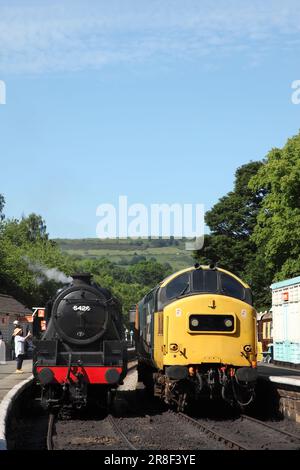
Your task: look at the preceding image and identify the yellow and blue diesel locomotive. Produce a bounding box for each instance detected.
[135,265,257,411]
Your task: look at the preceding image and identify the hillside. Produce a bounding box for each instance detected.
[54,238,195,271]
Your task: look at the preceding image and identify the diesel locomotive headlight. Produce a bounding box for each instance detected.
[224,318,233,328]
[244,344,252,353]
[191,318,199,327]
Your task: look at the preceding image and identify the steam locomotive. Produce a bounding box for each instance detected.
[33,273,127,410]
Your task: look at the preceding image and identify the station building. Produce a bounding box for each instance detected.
[271,276,300,367]
[0,294,32,358]
[257,310,273,362]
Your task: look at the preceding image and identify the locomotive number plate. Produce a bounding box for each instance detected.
[73,305,91,312]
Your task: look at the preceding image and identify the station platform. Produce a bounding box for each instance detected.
[0,360,33,450]
[258,362,300,387]
[257,362,300,423]
[0,360,32,402]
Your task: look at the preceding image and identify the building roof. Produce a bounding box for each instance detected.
[271,275,300,290]
[0,294,31,316]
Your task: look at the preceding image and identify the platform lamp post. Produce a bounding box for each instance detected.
[0,331,6,364]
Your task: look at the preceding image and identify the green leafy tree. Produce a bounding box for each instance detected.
[0,193,5,221]
[205,161,265,240]
[249,132,300,281]
[128,260,172,286]
[74,257,172,321]
[0,209,74,306]
[195,161,264,271]
[194,161,270,308]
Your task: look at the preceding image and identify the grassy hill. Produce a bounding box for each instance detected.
[54,238,195,271]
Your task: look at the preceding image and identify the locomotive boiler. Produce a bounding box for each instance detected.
[33,273,127,410]
[135,265,257,411]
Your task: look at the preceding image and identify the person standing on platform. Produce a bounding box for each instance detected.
[10,320,20,360]
[13,328,31,373]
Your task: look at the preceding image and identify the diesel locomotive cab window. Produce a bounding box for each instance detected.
[165,273,190,299]
[220,273,245,301]
[192,269,218,293]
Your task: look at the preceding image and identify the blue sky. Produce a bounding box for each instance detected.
[0,0,300,238]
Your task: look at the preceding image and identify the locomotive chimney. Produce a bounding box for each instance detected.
[72,273,93,285]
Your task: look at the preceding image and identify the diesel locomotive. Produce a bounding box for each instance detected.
[135,265,257,411]
[33,273,127,410]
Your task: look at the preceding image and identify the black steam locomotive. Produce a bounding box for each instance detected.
[33,273,127,410]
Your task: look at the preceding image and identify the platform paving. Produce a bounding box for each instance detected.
[258,361,300,387]
[0,360,32,402]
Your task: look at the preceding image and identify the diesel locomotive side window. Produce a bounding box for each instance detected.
[220,273,245,301]
[165,273,190,299]
[141,289,156,350]
[244,288,253,305]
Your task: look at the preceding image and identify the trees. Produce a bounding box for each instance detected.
[0,193,5,221]
[0,193,174,319]
[194,161,265,275]
[2,130,300,315]
[0,201,73,306]
[194,133,300,308]
[194,161,271,308]
[74,257,173,321]
[128,259,172,286]
[205,161,265,241]
[249,132,300,281]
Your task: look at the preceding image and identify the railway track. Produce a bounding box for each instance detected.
[47,413,138,450]
[107,415,138,450]
[175,411,300,450]
[240,414,300,444]
[175,411,249,450]
[46,363,138,450]
[47,413,55,450]
[45,404,300,451]
[35,369,300,451]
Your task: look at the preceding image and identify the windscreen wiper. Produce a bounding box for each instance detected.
[176,284,190,298]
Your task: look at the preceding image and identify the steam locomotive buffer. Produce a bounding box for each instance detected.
[32,273,128,410]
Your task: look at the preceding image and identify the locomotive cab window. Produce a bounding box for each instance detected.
[165,273,190,299]
[192,269,218,293]
[157,268,253,308]
[220,273,245,301]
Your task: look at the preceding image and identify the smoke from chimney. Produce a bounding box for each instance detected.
[23,257,72,285]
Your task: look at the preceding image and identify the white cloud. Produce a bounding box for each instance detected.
[0,0,300,73]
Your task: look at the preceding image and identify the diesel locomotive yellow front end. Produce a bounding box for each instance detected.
[136,265,257,411]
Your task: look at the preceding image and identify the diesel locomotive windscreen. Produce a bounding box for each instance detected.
[157,268,253,308]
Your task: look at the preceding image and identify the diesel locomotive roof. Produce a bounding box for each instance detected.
[159,265,250,290]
